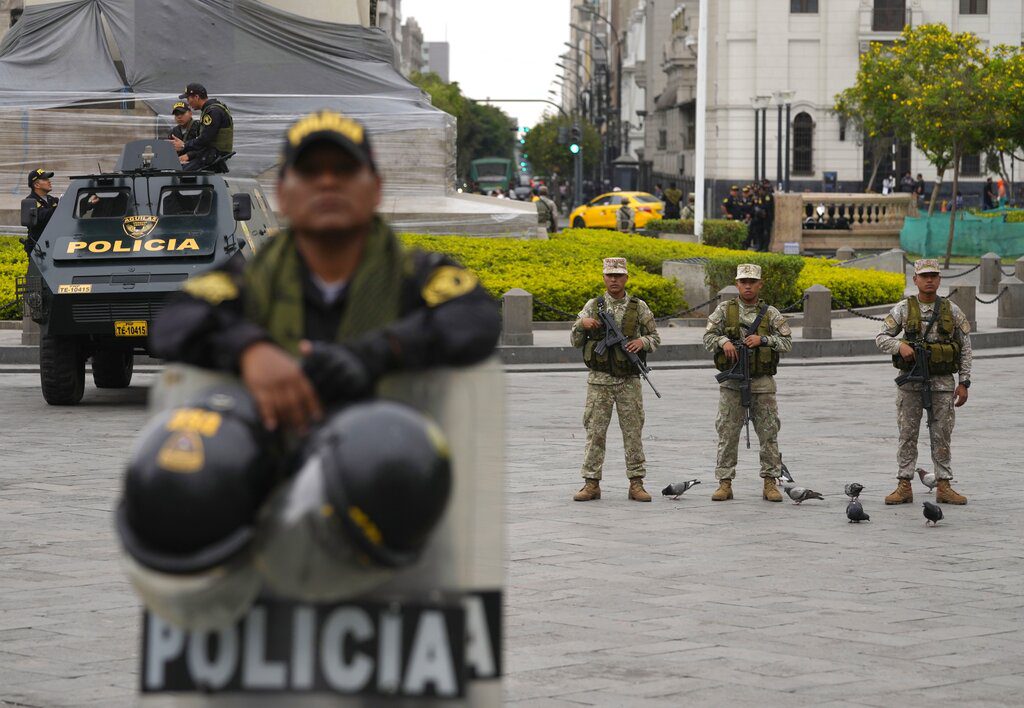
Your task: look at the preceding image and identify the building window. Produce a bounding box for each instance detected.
[960,0,988,13]
[792,112,814,175]
[658,130,667,150]
[960,153,981,176]
[839,116,847,142]
[873,0,906,31]
[791,0,818,12]
[10,9,22,26]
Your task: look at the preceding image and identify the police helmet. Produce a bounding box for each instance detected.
[116,386,277,629]
[256,400,452,601]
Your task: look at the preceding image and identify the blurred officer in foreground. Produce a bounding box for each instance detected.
[167,101,200,162]
[151,109,501,432]
[22,168,58,255]
[170,83,233,172]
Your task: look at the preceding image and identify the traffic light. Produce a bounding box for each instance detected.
[568,125,582,155]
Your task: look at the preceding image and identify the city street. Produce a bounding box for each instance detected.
[0,353,1022,706]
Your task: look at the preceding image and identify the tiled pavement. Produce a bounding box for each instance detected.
[0,352,1023,706]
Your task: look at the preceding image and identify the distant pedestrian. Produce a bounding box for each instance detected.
[570,258,660,502]
[663,182,683,219]
[914,173,926,204]
[616,199,635,233]
[680,193,696,220]
[900,171,915,193]
[983,178,997,210]
[535,185,558,233]
[653,183,664,199]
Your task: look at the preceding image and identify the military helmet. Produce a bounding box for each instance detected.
[319,400,452,567]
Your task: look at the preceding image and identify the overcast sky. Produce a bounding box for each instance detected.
[401,0,571,127]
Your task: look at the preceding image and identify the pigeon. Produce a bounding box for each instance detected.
[846,500,870,523]
[783,484,825,505]
[917,468,937,491]
[661,479,701,500]
[844,482,865,500]
[779,462,795,484]
[923,501,944,526]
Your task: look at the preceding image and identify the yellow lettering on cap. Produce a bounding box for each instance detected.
[166,408,222,437]
[176,238,199,251]
[287,111,364,147]
[144,240,164,251]
[89,241,111,253]
[67,241,87,253]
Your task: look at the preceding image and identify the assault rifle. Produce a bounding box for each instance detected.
[594,309,661,398]
[895,344,934,427]
[715,343,753,448]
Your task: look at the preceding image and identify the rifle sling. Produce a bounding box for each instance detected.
[745,304,769,337]
[921,297,941,341]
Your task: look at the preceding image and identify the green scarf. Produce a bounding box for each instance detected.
[243,216,405,354]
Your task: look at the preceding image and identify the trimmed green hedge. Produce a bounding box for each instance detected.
[642,219,747,250]
[0,237,26,318]
[704,252,806,309]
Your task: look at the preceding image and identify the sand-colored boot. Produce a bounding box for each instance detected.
[884,479,914,505]
[573,479,601,502]
[628,477,652,502]
[762,477,783,502]
[935,479,967,505]
[712,479,734,501]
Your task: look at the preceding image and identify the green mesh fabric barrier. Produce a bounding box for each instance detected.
[900,210,1024,258]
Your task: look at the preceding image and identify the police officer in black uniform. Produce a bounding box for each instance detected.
[170,83,233,173]
[167,101,200,160]
[721,185,741,220]
[22,168,59,255]
[151,109,501,433]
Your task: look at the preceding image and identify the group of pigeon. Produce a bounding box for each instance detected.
[661,465,946,526]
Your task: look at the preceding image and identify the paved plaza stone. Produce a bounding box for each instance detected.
[0,352,1023,706]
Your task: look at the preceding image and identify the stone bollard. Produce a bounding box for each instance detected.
[717,285,739,310]
[946,285,977,333]
[801,284,832,339]
[501,288,534,346]
[996,276,1024,329]
[979,252,1001,295]
[1016,255,1024,282]
[835,246,855,262]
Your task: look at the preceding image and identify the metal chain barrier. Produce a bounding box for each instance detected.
[654,296,719,323]
[941,263,981,278]
[778,295,808,314]
[532,299,579,320]
[1001,266,1017,276]
[975,288,1009,304]
[831,298,888,322]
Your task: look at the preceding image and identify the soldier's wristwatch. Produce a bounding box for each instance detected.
[760,336,767,346]
[960,380,971,389]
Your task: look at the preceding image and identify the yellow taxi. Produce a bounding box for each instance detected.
[568,191,664,229]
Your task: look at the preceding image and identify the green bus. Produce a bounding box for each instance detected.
[469,158,515,193]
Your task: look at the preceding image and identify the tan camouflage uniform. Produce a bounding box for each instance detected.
[571,293,660,479]
[703,300,793,480]
[875,298,973,481]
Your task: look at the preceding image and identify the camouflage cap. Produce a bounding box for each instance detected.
[603,257,628,275]
[914,258,941,275]
[735,263,762,280]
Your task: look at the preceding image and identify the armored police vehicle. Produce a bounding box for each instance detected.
[21,140,277,405]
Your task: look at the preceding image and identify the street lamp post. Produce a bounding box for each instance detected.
[751,96,771,182]
[751,97,760,182]
[575,6,623,188]
[773,90,796,192]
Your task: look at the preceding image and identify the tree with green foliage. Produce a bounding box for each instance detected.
[410,72,515,180]
[521,113,600,183]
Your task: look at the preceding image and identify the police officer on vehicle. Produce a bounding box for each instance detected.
[167,101,200,161]
[22,168,58,255]
[170,83,233,172]
[151,109,501,433]
[875,259,972,506]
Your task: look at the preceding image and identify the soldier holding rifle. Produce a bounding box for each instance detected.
[704,264,792,502]
[571,258,661,503]
[875,259,972,505]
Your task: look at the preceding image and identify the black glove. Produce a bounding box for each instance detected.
[301,342,374,408]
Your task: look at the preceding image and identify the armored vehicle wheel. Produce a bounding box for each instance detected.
[40,335,85,405]
[92,348,134,389]
[573,216,586,228]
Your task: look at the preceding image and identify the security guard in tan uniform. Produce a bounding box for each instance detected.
[570,258,660,502]
[703,264,793,501]
[875,259,972,505]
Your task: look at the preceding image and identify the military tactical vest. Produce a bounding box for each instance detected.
[203,99,234,153]
[582,296,644,377]
[893,296,961,375]
[713,299,779,377]
[536,197,554,226]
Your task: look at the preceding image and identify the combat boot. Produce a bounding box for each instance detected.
[935,479,967,505]
[762,477,783,502]
[573,479,601,502]
[628,477,651,502]
[711,479,733,501]
[884,479,914,505]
